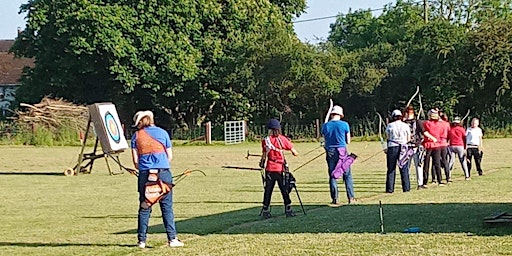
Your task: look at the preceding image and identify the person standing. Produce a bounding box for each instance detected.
[422,109,447,186]
[403,106,426,189]
[448,117,470,180]
[385,110,412,193]
[259,119,299,219]
[466,117,484,176]
[322,105,356,205]
[131,110,184,248]
[438,111,452,182]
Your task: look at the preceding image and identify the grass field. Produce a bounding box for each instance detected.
[0,139,512,255]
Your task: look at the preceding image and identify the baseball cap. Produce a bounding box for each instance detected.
[267,119,281,129]
[391,109,403,117]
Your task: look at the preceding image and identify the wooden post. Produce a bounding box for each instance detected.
[315,119,320,138]
[205,121,212,144]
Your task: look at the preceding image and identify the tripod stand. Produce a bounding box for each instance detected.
[284,171,306,215]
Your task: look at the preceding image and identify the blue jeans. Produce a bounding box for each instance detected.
[326,147,355,201]
[137,169,177,242]
[386,146,411,193]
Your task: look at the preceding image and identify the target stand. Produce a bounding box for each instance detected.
[65,103,130,176]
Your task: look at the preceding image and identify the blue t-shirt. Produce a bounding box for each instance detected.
[322,120,350,148]
[131,126,172,170]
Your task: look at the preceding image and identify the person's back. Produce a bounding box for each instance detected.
[322,120,349,148]
[386,120,410,146]
[448,125,465,146]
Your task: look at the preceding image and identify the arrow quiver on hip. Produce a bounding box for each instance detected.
[141,169,173,209]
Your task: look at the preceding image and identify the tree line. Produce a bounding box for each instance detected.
[10,0,512,133]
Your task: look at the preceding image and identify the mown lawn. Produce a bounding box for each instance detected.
[0,139,511,255]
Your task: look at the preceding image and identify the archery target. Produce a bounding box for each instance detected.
[88,103,129,153]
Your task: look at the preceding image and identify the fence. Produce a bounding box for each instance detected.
[4,116,512,145]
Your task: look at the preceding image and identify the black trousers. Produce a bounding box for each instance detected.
[440,147,451,181]
[262,171,291,210]
[423,148,442,185]
[467,147,483,175]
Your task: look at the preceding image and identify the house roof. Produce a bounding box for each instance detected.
[0,40,14,52]
[0,40,34,84]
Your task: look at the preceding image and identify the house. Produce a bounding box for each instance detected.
[0,40,34,116]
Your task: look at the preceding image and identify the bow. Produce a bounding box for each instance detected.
[461,109,471,122]
[406,86,420,108]
[376,112,386,151]
[173,169,206,185]
[324,98,334,124]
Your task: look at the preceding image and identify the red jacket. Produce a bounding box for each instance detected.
[448,125,466,147]
[261,134,294,172]
[423,120,449,149]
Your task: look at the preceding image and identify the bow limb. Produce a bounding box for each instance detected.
[324,98,333,124]
[418,93,425,119]
[376,112,385,145]
[173,169,206,185]
[406,86,420,108]
[461,109,471,122]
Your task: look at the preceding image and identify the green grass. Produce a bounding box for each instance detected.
[0,139,512,255]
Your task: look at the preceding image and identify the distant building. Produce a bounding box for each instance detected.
[0,40,34,116]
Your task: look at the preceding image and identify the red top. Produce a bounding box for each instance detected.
[448,126,466,147]
[261,134,294,172]
[423,120,449,149]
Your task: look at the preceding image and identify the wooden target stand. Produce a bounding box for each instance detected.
[65,103,130,176]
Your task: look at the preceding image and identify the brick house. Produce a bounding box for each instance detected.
[0,40,34,116]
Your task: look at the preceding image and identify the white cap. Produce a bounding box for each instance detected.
[331,105,344,117]
[133,110,154,127]
[392,109,403,117]
[428,109,439,119]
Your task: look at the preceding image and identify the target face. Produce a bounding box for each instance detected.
[104,111,121,143]
[88,103,128,153]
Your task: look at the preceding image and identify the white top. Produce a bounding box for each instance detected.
[466,127,483,146]
[386,120,411,147]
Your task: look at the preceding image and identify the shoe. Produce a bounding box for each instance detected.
[261,210,271,219]
[478,172,483,176]
[431,180,437,184]
[331,199,340,205]
[349,153,358,159]
[447,179,453,183]
[438,183,446,187]
[169,239,184,247]
[285,210,296,217]
[465,177,471,181]
[138,241,146,249]
[417,185,427,190]
[349,198,357,204]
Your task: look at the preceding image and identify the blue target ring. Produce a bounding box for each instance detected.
[104,111,121,143]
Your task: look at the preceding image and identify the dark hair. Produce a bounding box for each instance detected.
[270,129,281,136]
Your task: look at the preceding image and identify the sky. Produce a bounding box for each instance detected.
[0,0,396,42]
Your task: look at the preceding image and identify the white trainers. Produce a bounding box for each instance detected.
[138,241,146,249]
[169,239,184,247]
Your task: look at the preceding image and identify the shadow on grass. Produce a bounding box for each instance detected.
[0,172,63,176]
[0,242,134,247]
[115,202,512,236]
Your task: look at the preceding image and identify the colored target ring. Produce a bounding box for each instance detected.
[104,111,121,143]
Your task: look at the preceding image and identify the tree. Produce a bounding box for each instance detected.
[11,0,305,126]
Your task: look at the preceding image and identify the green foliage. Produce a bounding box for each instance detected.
[9,0,512,132]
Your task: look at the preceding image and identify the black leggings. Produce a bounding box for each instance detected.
[262,171,291,209]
